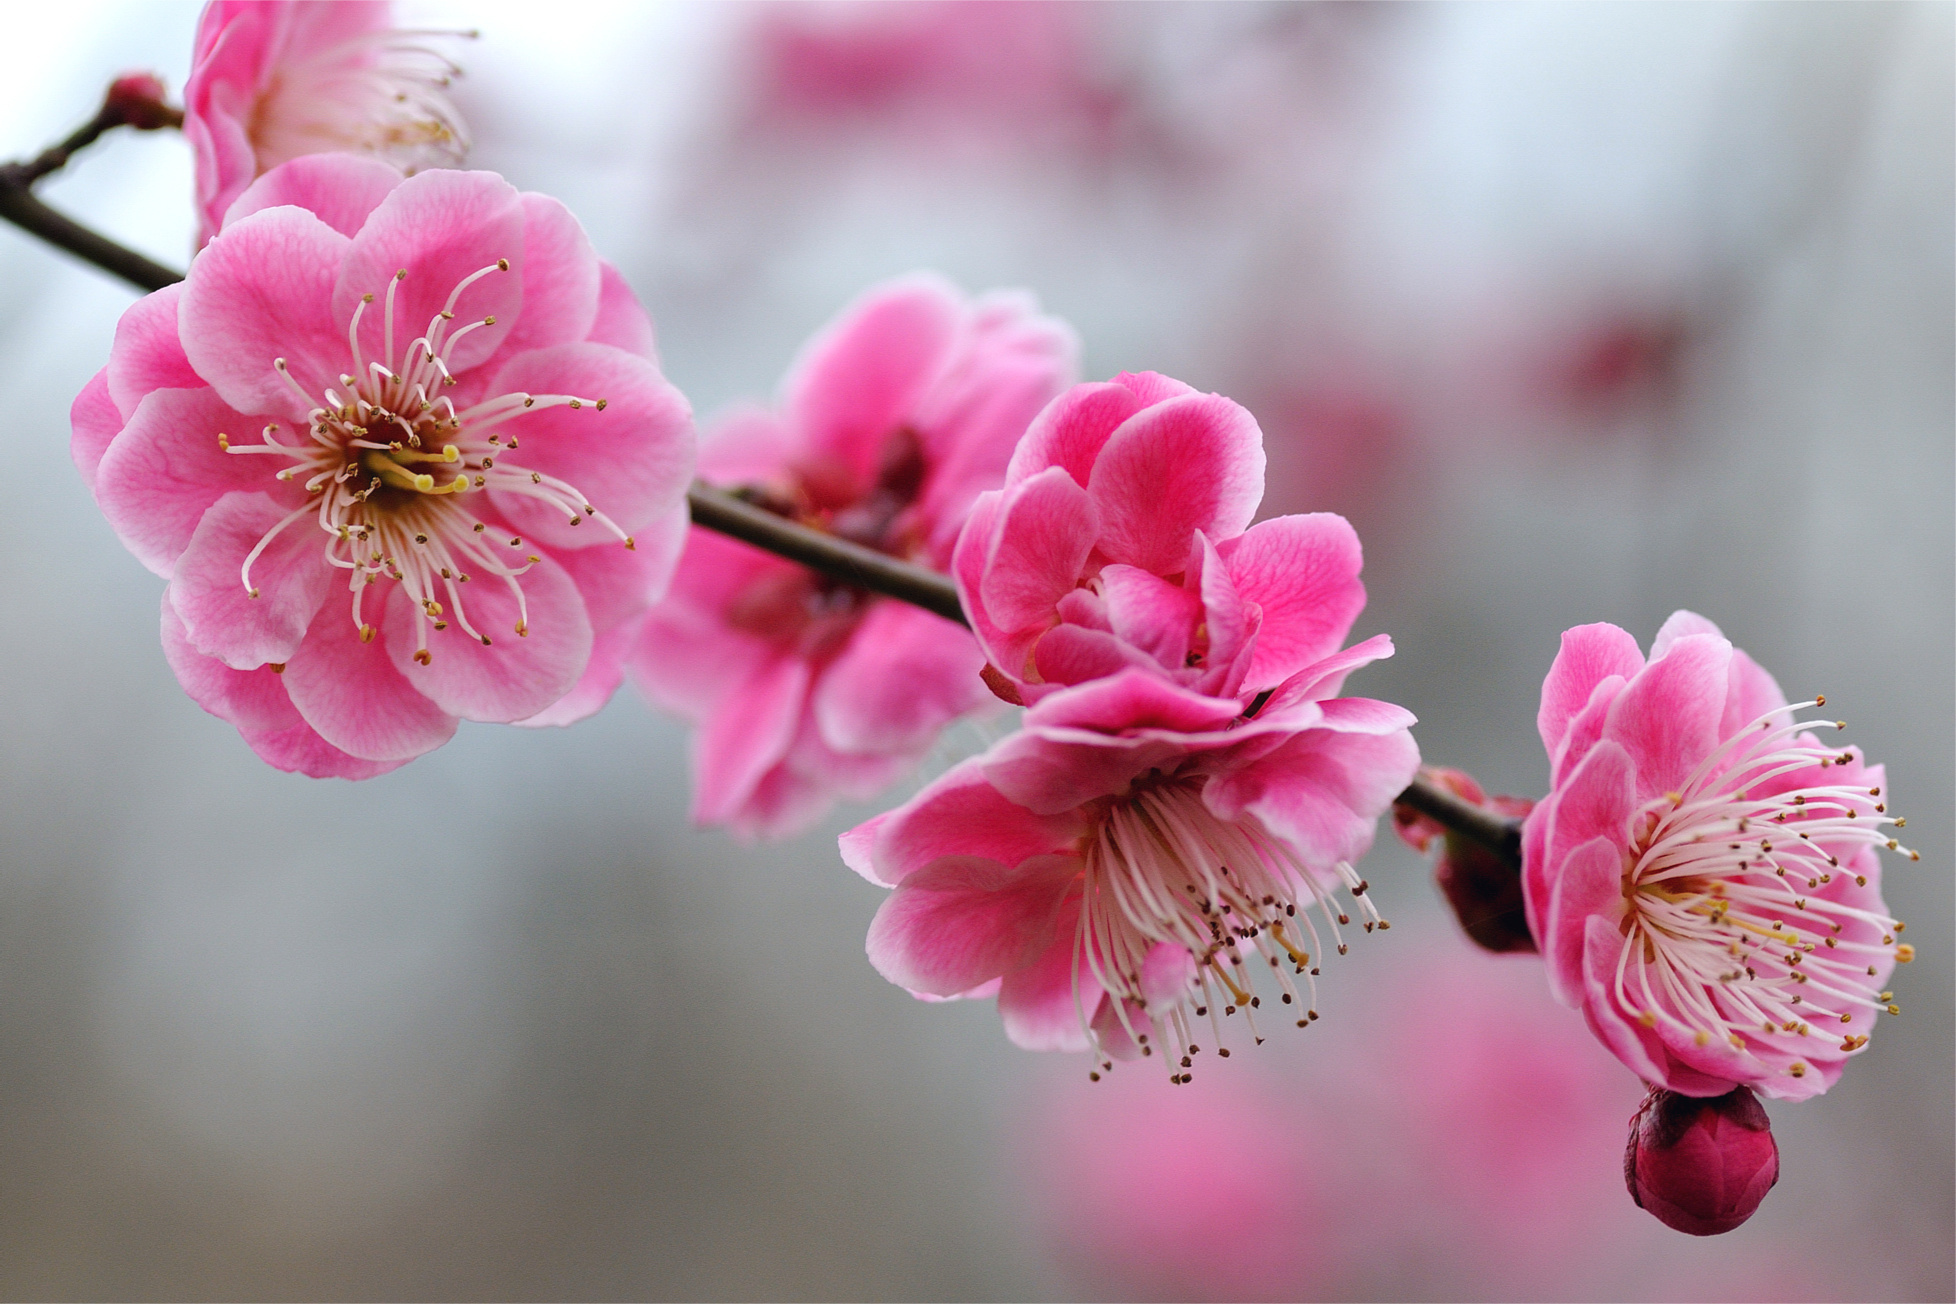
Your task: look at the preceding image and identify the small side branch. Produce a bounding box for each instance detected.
[1394,776,1524,871]
[0,179,183,292]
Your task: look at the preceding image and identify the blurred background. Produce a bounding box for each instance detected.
[1,2,1949,1299]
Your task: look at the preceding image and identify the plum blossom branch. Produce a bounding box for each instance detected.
[5,169,1524,876]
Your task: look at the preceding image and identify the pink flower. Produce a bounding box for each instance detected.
[1523,610,1917,1101]
[184,1,471,246]
[845,650,1418,1067]
[631,275,1076,838]
[74,153,694,777]
[954,371,1369,709]
[1625,1084,1781,1236]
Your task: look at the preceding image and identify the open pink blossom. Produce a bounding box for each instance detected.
[1523,610,1917,1102]
[844,647,1418,1069]
[953,370,1368,709]
[184,1,471,246]
[74,153,693,777]
[632,274,1075,838]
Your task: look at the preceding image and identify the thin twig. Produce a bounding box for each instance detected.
[0,179,183,292]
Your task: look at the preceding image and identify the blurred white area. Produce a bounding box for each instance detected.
[0,2,1948,1299]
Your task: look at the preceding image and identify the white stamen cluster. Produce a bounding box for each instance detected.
[1617,698,1917,1080]
[226,261,629,662]
[252,25,474,173]
[1076,779,1383,1084]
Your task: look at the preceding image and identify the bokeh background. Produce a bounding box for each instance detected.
[1,2,1949,1299]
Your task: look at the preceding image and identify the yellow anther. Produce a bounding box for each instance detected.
[1896,944,1915,962]
[412,648,431,666]
[358,624,377,644]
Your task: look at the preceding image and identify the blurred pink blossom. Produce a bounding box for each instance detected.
[183,0,470,246]
[954,371,1370,711]
[1523,610,1913,1101]
[76,154,693,776]
[632,275,1075,838]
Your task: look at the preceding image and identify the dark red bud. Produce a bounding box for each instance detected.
[104,73,181,131]
[1625,1085,1780,1235]
[1396,768,1537,953]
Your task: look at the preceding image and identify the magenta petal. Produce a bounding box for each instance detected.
[586,262,658,361]
[1087,392,1265,574]
[1551,674,1629,786]
[281,601,459,761]
[106,283,201,418]
[1024,669,1241,736]
[839,811,893,884]
[784,274,961,484]
[1030,622,1161,689]
[1004,380,1145,488]
[1603,633,1732,801]
[383,552,593,723]
[978,465,1098,631]
[1188,530,1257,696]
[1312,696,1418,734]
[496,192,602,358]
[179,206,351,422]
[485,342,695,551]
[998,897,1094,1052]
[1220,513,1367,689]
[1099,563,1201,670]
[550,537,669,635]
[814,603,987,755]
[171,491,332,668]
[95,387,284,577]
[1543,836,1624,1008]
[1260,633,1397,712]
[873,759,1084,886]
[1538,622,1646,756]
[867,853,1076,997]
[698,404,796,484]
[953,489,1036,680]
[1207,726,1419,868]
[334,169,525,376]
[693,654,809,827]
[70,368,122,490]
[222,153,403,238]
[1112,369,1198,406]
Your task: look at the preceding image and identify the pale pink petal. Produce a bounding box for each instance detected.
[106,283,200,418]
[1003,380,1145,487]
[1053,586,1110,631]
[281,600,459,761]
[494,192,601,358]
[1139,941,1196,1015]
[630,599,776,725]
[692,653,809,827]
[159,592,302,734]
[814,602,988,755]
[333,169,526,376]
[1601,632,1732,801]
[913,978,1004,1004]
[94,387,285,577]
[70,368,122,490]
[1722,647,1790,737]
[839,812,893,883]
[1549,674,1630,786]
[484,342,695,551]
[1219,513,1366,689]
[1537,622,1646,756]
[221,153,403,238]
[999,896,1095,1052]
[1311,696,1418,734]
[1098,563,1201,671]
[1541,836,1624,1009]
[241,721,405,779]
[866,854,1076,997]
[586,262,658,361]
[170,491,333,668]
[551,537,669,635]
[870,759,1084,887]
[1577,916,1676,1085]
[179,206,351,422]
[1649,609,1725,660]
[697,404,798,484]
[1111,369,1198,406]
[382,552,593,723]
[514,614,644,730]
[1540,740,1638,875]
[1087,392,1265,573]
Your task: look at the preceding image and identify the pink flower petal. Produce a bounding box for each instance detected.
[240,721,406,779]
[159,591,303,734]
[1721,647,1790,738]
[1577,916,1675,1085]
[495,192,602,358]
[70,368,122,490]
[170,490,333,669]
[1187,530,1258,697]
[106,283,201,418]
[1205,725,1419,870]
[485,342,695,551]
[179,205,352,423]
[814,602,988,755]
[1602,632,1732,801]
[1029,623,1161,692]
[1537,622,1646,756]
[1541,836,1624,1010]
[513,613,644,730]
[94,387,285,577]
[1087,392,1264,574]
[587,262,658,361]
[1219,513,1367,690]
[1003,379,1142,487]
[977,464,1098,632]
[869,759,1085,887]
[999,896,1095,1052]
[698,404,797,484]
[1024,669,1242,736]
[1550,674,1630,786]
[839,812,893,883]
[281,600,459,761]
[333,169,526,377]
[1256,633,1398,716]
[1098,563,1201,671]
[1649,609,1725,660]
[221,152,404,238]
[382,551,593,723]
[692,653,809,827]
[1111,369,1198,406]
[866,853,1076,997]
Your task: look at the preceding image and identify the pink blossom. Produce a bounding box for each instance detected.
[184,1,471,246]
[75,154,694,777]
[1625,1084,1780,1236]
[844,651,1418,1067]
[632,275,1076,838]
[1523,610,1916,1101]
[954,370,1369,710]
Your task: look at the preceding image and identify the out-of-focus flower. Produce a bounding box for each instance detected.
[1523,610,1916,1101]
[955,371,1369,710]
[1394,765,1537,954]
[75,154,693,776]
[184,0,471,246]
[1625,1084,1781,1236]
[845,650,1417,1069]
[632,274,1075,839]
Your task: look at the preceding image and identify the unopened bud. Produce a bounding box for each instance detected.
[103,73,181,131]
[1624,1085,1780,1235]
[1394,767,1537,953]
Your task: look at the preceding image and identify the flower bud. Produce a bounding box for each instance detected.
[103,73,180,131]
[1624,1085,1780,1235]
[1393,767,1536,953]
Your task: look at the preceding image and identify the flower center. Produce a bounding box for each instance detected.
[249,26,474,174]
[222,262,629,663]
[1618,698,1916,1076]
[1077,778,1384,1084]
